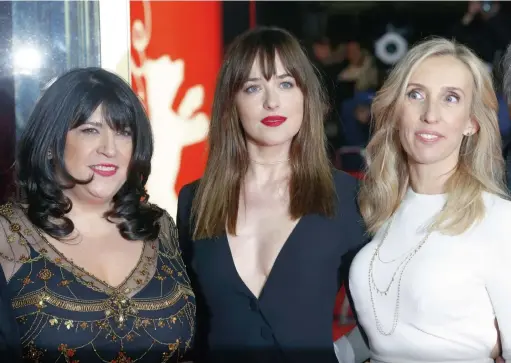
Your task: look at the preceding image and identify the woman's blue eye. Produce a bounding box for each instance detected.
[407,90,423,100]
[245,85,259,93]
[446,94,460,103]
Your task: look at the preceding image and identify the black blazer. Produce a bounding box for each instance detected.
[177,170,367,363]
[0,269,21,363]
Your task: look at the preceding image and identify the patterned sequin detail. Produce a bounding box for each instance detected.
[0,204,195,362]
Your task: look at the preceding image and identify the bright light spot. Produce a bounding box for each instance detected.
[13,46,42,75]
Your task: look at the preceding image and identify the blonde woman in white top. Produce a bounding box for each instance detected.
[349,37,511,363]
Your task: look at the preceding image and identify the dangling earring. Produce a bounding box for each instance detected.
[47,150,53,159]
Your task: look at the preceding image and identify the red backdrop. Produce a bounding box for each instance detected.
[129,1,358,346]
[130,1,222,216]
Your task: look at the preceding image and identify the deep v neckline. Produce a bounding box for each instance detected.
[28,227,159,298]
[224,215,305,300]
[38,231,150,292]
[3,205,161,299]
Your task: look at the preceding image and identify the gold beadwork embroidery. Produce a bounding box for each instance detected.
[23,341,45,363]
[10,223,21,232]
[1,203,195,362]
[37,268,52,281]
[12,284,192,312]
[0,202,14,217]
[57,279,71,287]
[17,302,195,362]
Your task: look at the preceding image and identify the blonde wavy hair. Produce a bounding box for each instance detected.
[359,37,507,236]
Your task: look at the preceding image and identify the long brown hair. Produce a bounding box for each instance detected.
[191,27,335,240]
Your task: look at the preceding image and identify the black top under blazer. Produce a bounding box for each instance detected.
[177,170,367,363]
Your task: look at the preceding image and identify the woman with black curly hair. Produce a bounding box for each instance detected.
[0,68,195,363]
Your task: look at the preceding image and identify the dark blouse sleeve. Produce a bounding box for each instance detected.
[176,182,209,362]
[333,172,371,357]
[334,171,368,289]
[0,269,21,363]
[0,206,23,363]
[176,182,196,269]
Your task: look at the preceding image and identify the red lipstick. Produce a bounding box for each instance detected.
[261,115,287,127]
[89,163,118,177]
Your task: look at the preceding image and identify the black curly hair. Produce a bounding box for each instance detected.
[16,67,163,241]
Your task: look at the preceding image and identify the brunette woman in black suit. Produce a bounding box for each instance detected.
[178,27,367,363]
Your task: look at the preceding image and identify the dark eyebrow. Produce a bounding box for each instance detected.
[407,82,465,96]
[246,73,293,82]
